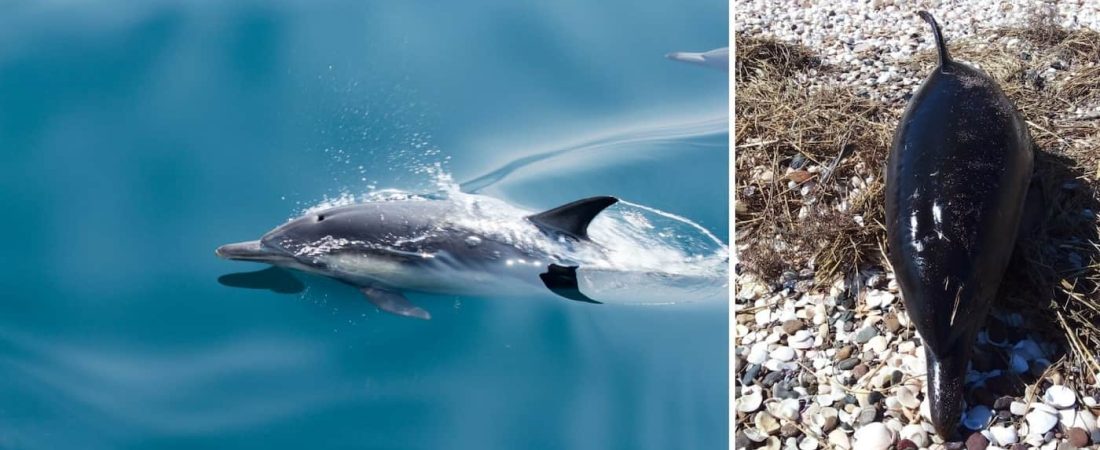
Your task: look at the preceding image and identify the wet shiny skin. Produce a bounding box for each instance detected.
[885,29,1033,437]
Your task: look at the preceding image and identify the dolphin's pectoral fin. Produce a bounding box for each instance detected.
[526,196,619,241]
[539,264,601,304]
[360,286,431,320]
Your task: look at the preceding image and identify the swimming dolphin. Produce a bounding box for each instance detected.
[665,47,728,71]
[216,195,619,319]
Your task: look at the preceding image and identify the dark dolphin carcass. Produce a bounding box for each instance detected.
[885,11,1033,437]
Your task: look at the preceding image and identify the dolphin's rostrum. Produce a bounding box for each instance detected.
[217,196,620,319]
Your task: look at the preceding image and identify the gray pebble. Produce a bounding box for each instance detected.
[837,357,860,370]
[741,364,762,386]
[853,326,877,344]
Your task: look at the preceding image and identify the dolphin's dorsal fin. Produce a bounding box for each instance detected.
[526,196,619,240]
[918,11,952,67]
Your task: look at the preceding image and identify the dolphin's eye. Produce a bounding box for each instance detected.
[317,214,325,222]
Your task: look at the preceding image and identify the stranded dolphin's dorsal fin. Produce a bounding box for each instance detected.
[918,11,952,67]
[526,196,619,240]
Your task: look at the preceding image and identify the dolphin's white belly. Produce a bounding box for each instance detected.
[322,253,547,297]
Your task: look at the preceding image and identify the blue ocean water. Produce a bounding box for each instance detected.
[0,1,728,449]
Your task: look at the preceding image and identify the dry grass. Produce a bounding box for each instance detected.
[735,36,896,282]
[735,23,1100,381]
[735,36,824,82]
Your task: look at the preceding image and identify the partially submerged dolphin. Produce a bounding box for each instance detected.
[885,12,1032,438]
[217,195,619,319]
[665,47,728,71]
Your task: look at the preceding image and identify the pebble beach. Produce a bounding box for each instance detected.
[738,1,1100,103]
[735,1,1100,449]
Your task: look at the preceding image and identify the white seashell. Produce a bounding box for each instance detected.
[735,324,750,338]
[866,335,888,353]
[763,435,781,450]
[883,418,903,434]
[811,407,839,431]
[1025,407,1059,435]
[830,429,852,450]
[897,386,921,409]
[755,309,772,326]
[756,411,781,434]
[866,290,893,308]
[1042,385,1076,409]
[1009,401,1028,416]
[737,386,764,413]
[1032,402,1059,416]
[799,436,820,450]
[1085,396,1098,408]
[779,308,798,322]
[773,346,796,362]
[814,304,828,325]
[979,429,993,443]
[962,405,992,430]
[747,342,769,365]
[900,424,929,447]
[744,426,770,443]
[920,396,932,421]
[800,403,821,428]
[988,425,1018,445]
[1023,431,1045,447]
[790,330,815,350]
[776,398,801,420]
[852,422,894,450]
[1059,408,1100,442]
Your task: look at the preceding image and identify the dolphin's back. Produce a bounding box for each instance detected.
[885,63,1032,353]
[314,200,541,265]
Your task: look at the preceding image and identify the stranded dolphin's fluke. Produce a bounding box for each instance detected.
[885,11,1033,438]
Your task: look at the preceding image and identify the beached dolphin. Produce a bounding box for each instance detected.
[665,47,728,71]
[216,195,619,320]
[885,12,1033,438]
